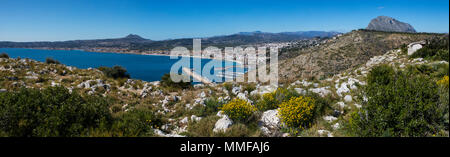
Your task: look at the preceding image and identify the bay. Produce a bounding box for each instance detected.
[0,48,244,82]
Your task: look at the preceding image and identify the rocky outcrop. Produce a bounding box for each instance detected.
[366,16,416,33]
[407,41,426,56]
[213,112,233,133]
[258,109,281,137]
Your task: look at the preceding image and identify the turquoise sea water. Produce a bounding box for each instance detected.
[0,48,244,82]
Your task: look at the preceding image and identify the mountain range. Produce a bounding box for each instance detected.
[0,31,340,52]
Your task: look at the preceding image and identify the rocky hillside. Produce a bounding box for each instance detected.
[366,16,416,33]
[284,43,448,137]
[0,56,278,137]
[0,34,448,137]
[278,29,444,82]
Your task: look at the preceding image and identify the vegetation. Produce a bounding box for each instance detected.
[256,88,299,111]
[0,52,9,59]
[220,98,257,122]
[98,66,131,79]
[45,57,60,64]
[185,115,220,137]
[160,73,192,90]
[411,36,449,62]
[0,86,111,137]
[110,108,163,137]
[347,65,449,137]
[278,96,315,129]
[0,86,168,137]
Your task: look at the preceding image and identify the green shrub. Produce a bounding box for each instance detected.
[220,99,256,122]
[0,86,111,137]
[410,37,449,62]
[223,82,233,92]
[188,98,221,117]
[0,52,9,59]
[203,98,221,116]
[242,83,256,93]
[303,92,332,119]
[45,57,60,64]
[110,108,163,137]
[437,76,449,132]
[367,64,395,85]
[256,88,299,111]
[160,73,191,89]
[98,66,130,79]
[405,63,449,79]
[185,115,220,137]
[400,44,408,55]
[348,65,447,137]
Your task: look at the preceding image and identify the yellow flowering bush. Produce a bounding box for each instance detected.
[278,96,315,129]
[220,98,257,122]
[437,76,449,88]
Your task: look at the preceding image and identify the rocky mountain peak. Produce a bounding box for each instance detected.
[366,16,416,33]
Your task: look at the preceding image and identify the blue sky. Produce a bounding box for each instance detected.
[0,0,448,41]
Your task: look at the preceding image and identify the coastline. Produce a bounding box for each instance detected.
[9,47,244,65]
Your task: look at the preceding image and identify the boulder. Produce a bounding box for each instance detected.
[258,85,278,95]
[236,93,252,103]
[323,116,338,123]
[190,115,202,122]
[180,117,189,124]
[407,41,425,56]
[332,123,340,130]
[309,87,331,97]
[258,109,281,136]
[344,95,353,102]
[232,86,241,95]
[336,83,350,97]
[294,88,306,95]
[191,115,202,122]
[317,130,333,137]
[336,102,346,109]
[198,91,206,98]
[213,113,233,133]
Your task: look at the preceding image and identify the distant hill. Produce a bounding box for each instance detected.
[0,31,340,52]
[366,16,416,33]
[0,34,153,49]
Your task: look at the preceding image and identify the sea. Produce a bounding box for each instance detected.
[0,48,245,83]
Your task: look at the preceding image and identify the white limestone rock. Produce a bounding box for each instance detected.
[317,130,333,137]
[407,42,424,56]
[294,88,306,95]
[309,87,331,97]
[323,116,338,123]
[344,95,353,102]
[336,102,346,109]
[332,123,340,130]
[213,114,233,133]
[258,109,281,137]
[180,117,189,124]
[190,115,202,122]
